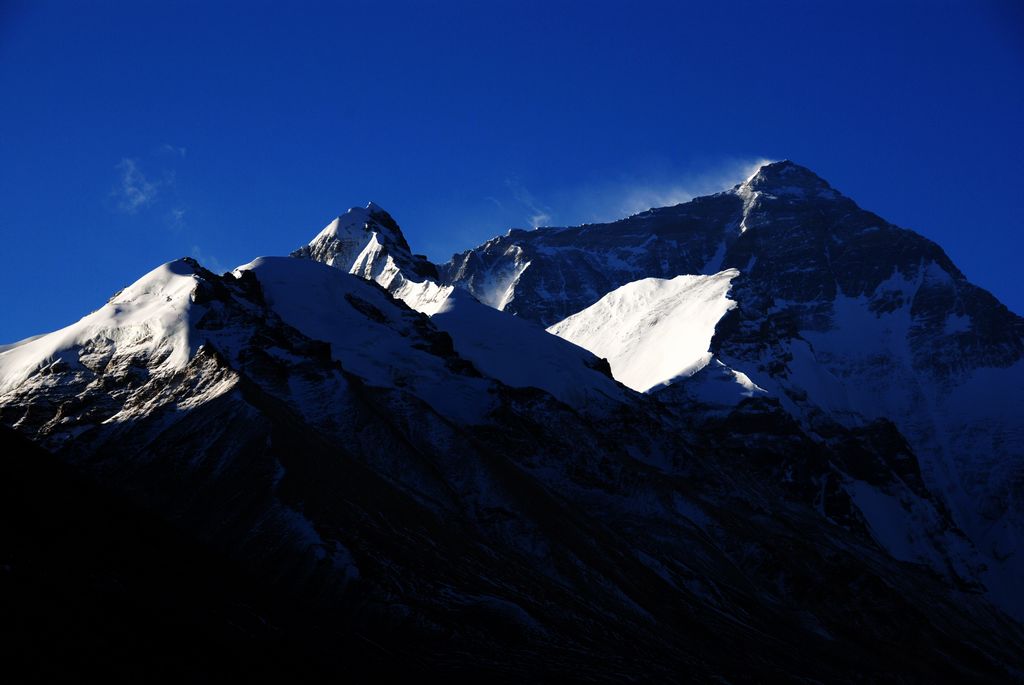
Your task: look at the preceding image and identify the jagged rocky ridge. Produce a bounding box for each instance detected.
[0,163,1022,681]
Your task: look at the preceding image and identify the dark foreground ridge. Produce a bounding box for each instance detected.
[0,427,412,682]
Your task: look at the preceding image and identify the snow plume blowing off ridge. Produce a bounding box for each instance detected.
[613,158,774,219]
[557,158,775,224]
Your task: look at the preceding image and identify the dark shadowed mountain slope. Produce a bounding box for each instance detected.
[0,426,422,683]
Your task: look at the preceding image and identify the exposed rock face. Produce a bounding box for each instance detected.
[442,192,744,326]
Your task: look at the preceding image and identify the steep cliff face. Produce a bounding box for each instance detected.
[709,164,1024,614]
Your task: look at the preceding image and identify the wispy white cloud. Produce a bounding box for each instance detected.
[160,143,187,158]
[113,158,158,214]
[166,207,186,231]
[506,177,553,228]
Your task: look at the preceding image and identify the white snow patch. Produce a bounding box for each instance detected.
[680,358,767,407]
[547,270,740,393]
[391,278,455,316]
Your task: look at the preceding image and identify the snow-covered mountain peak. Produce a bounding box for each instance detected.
[293,203,458,317]
[737,160,840,200]
[292,204,438,293]
[303,203,412,261]
[0,258,210,395]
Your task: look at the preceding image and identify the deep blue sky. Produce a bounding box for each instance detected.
[2,1,1022,341]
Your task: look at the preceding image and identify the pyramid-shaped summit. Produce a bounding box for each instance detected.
[292,202,438,286]
[740,159,841,199]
